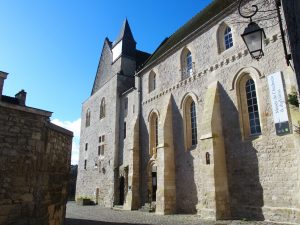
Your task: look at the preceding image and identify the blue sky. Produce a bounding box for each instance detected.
[0,0,212,164]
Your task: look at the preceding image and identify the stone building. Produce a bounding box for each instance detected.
[76,0,300,223]
[0,72,73,225]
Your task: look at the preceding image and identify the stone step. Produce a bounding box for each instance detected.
[139,202,156,212]
[112,205,124,211]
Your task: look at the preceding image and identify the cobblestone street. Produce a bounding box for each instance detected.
[65,202,289,225]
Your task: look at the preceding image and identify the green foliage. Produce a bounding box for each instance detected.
[288,92,299,107]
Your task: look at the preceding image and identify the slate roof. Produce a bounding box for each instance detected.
[1,95,20,105]
[113,18,136,47]
[141,0,237,70]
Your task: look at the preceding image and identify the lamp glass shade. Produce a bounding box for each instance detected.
[241,22,266,60]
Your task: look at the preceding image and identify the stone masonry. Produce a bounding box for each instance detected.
[0,73,73,225]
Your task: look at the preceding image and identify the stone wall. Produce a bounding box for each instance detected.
[76,76,118,207]
[138,0,300,223]
[0,102,72,225]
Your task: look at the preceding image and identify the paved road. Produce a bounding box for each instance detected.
[65,202,288,225]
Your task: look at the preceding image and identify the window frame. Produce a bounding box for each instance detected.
[224,26,233,50]
[100,98,106,119]
[181,94,198,150]
[149,112,159,156]
[86,109,91,127]
[237,74,262,139]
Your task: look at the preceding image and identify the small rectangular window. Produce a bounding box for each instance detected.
[85,143,88,151]
[124,122,126,139]
[102,135,105,142]
[98,146,101,156]
[124,98,128,117]
[99,136,102,143]
[84,160,87,170]
[101,145,104,156]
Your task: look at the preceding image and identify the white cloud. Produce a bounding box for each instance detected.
[51,118,81,165]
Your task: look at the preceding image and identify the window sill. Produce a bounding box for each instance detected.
[243,133,262,142]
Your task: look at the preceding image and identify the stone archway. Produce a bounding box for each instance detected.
[147,160,157,204]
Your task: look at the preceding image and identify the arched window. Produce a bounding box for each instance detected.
[217,23,234,53]
[237,74,262,138]
[181,48,193,80]
[186,51,193,74]
[86,109,91,127]
[149,71,156,93]
[190,101,198,146]
[182,95,198,150]
[224,26,233,50]
[149,112,158,156]
[100,98,105,119]
[245,79,261,135]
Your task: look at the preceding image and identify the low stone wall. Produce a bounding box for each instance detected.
[0,103,72,225]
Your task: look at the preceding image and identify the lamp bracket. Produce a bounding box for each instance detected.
[238,0,258,22]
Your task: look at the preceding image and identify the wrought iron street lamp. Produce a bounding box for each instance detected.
[238,0,291,65]
[241,21,266,60]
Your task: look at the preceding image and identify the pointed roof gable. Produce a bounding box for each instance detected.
[113,18,136,46]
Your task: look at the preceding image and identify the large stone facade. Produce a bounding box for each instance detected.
[0,73,73,225]
[76,0,300,224]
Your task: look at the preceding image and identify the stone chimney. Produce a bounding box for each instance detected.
[15,90,27,106]
[0,71,8,98]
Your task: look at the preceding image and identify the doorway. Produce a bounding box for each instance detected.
[119,176,125,205]
[152,171,157,201]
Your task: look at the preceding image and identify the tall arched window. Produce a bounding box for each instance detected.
[149,112,158,156]
[237,73,262,138]
[224,26,233,50]
[100,98,105,119]
[245,79,261,135]
[190,101,198,146]
[181,48,193,80]
[86,109,91,127]
[182,95,198,150]
[149,71,156,93]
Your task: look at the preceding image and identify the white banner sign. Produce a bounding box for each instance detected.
[267,71,289,123]
[267,72,290,135]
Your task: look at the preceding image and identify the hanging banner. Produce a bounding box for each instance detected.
[267,71,290,135]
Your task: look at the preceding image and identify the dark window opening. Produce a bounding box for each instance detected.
[84,160,87,170]
[206,152,210,165]
[124,122,126,139]
[190,101,197,146]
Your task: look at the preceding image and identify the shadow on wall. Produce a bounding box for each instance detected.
[171,96,198,214]
[139,115,150,206]
[219,85,264,220]
[65,218,151,225]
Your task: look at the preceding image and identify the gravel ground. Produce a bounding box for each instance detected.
[65,202,289,225]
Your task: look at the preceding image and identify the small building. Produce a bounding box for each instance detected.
[0,71,73,225]
[76,0,300,224]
